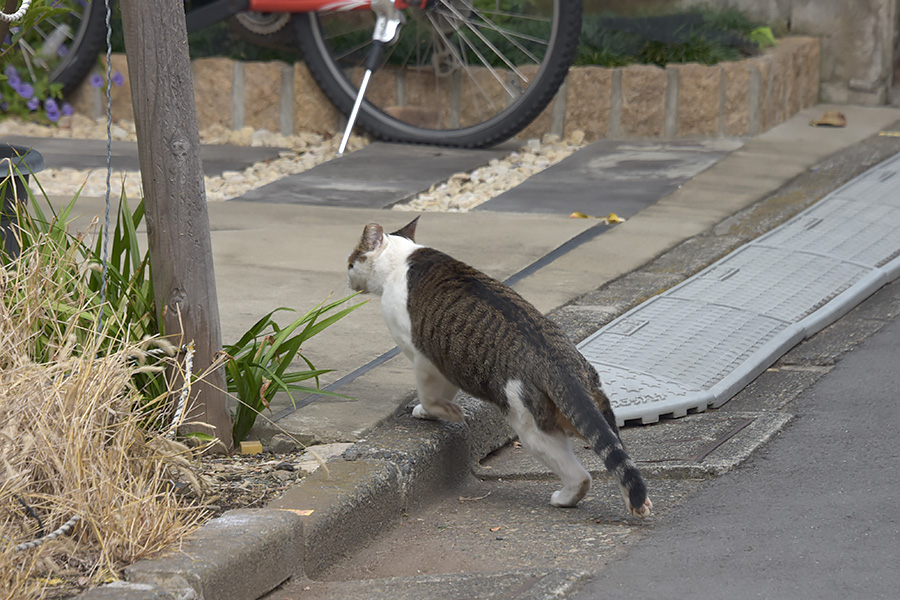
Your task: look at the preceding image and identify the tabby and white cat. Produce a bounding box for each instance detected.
[347,218,651,518]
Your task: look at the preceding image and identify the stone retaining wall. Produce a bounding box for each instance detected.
[69,36,818,143]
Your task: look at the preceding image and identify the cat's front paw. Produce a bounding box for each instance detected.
[413,402,465,422]
[550,490,580,508]
[550,477,590,508]
[412,404,439,420]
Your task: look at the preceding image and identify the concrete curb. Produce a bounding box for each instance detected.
[77,121,900,599]
[78,509,302,600]
[139,509,302,600]
[269,396,514,577]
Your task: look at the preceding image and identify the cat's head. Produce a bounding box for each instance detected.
[347,217,420,295]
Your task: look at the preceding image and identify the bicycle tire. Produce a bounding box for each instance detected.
[294,0,582,148]
[44,0,111,96]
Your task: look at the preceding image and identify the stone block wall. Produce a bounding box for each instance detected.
[678,0,895,106]
[68,36,818,144]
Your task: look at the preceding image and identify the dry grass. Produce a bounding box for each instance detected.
[0,231,211,598]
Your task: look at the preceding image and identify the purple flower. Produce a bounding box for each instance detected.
[3,65,19,86]
[1,102,8,112]
[16,82,34,99]
[88,73,104,88]
[26,96,40,111]
[45,98,61,122]
[61,102,74,116]
[111,71,124,86]
[57,43,69,58]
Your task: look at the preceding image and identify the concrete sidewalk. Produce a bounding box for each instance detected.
[54,103,900,599]
[42,105,898,445]
[238,104,899,445]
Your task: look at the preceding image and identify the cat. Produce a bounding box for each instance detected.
[347,217,651,518]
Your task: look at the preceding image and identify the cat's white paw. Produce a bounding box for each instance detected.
[627,497,653,519]
[413,402,465,422]
[550,490,578,508]
[550,478,590,508]
[412,404,438,420]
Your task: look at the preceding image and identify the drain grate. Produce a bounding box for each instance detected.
[579,151,900,425]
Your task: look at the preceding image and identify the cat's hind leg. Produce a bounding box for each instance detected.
[505,380,591,508]
[411,355,463,422]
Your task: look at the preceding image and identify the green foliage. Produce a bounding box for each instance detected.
[749,26,776,50]
[0,0,70,61]
[2,170,365,444]
[226,297,364,443]
[2,172,173,414]
[1,0,75,122]
[575,7,769,68]
[637,34,739,67]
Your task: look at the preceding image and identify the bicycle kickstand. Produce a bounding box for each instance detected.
[337,0,404,156]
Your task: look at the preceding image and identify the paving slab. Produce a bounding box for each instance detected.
[2,134,287,176]
[477,138,742,215]
[510,105,900,313]
[232,141,512,208]
[39,105,900,448]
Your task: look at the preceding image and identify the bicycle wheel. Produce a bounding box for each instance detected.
[18,0,110,96]
[294,0,582,148]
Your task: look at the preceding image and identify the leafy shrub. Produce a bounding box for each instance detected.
[1,169,363,443]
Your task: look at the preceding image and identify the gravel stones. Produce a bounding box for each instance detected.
[393,133,585,212]
[2,116,586,210]
[0,116,368,202]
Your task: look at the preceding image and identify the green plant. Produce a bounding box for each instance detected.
[2,170,365,444]
[2,173,174,415]
[225,298,364,443]
[575,7,769,68]
[1,0,73,122]
[749,26,776,50]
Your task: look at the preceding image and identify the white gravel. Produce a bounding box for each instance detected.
[2,115,586,210]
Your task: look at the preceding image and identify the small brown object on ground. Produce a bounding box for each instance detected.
[809,111,847,127]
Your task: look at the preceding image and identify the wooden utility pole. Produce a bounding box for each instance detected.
[119,0,233,451]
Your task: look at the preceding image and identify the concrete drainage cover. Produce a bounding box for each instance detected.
[579,151,900,426]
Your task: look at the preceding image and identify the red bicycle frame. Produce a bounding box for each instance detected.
[248,0,426,12]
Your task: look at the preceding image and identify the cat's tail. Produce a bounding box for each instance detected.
[551,373,652,518]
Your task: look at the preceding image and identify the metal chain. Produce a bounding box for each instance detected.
[15,515,81,552]
[168,342,195,438]
[0,0,31,22]
[97,0,113,334]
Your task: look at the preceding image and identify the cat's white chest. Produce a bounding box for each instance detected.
[381,270,415,358]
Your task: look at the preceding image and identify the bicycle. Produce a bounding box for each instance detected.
[11,0,582,148]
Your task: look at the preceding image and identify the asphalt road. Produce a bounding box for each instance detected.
[570,281,900,600]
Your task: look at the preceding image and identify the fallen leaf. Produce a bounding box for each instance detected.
[490,526,502,532]
[459,492,492,502]
[569,211,625,224]
[809,110,846,127]
[277,508,314,516]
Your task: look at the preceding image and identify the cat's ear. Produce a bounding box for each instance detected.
[391,216,419,241]
[362,223,384,252]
